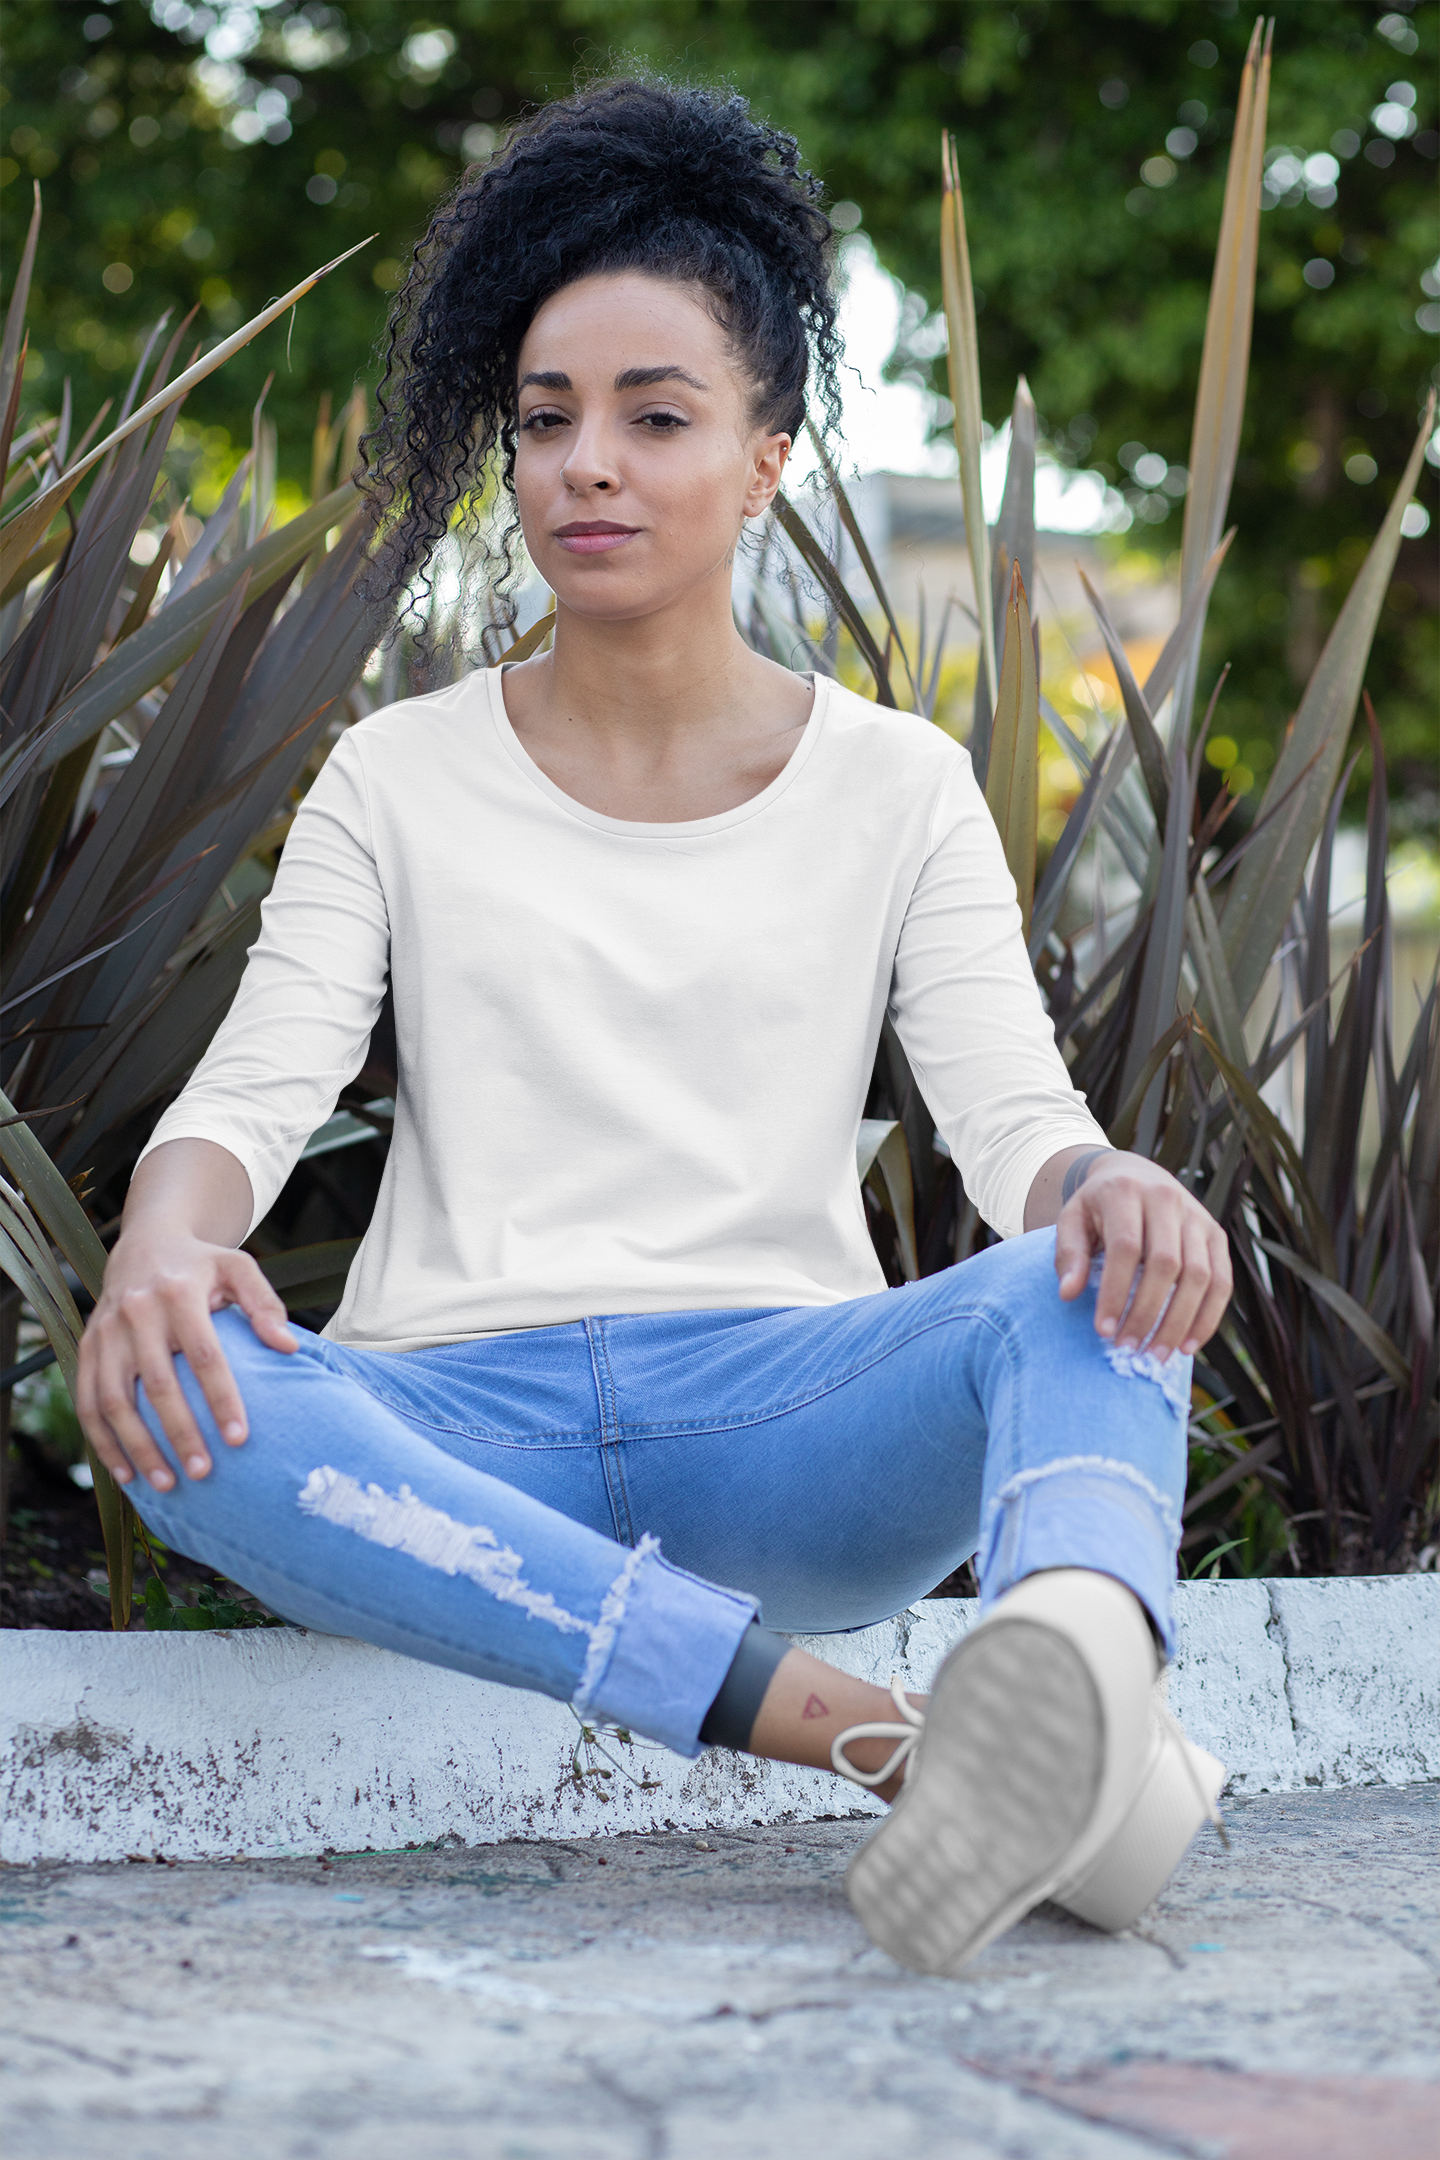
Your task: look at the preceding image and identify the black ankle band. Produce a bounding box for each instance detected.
[698,1622,791,1750]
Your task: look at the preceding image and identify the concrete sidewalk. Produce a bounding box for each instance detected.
[2,1783,1434,2159]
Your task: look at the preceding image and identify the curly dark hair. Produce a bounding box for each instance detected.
[358,77,841,630]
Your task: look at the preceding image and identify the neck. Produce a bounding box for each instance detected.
[530,558,761,746]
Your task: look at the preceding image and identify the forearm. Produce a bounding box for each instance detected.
[1023,1144,1114,1232]
[120,1138,257,1251]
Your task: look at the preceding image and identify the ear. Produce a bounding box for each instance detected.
[744,432,792,520]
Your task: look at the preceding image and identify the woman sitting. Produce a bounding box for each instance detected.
[79,79,1232,1977]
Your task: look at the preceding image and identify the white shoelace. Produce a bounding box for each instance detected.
[830,1677,924,1789]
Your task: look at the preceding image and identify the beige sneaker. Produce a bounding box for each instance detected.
[834,1680,1227,1940]
[837,1569,1156,1976]
[1052,1711,1226,1931]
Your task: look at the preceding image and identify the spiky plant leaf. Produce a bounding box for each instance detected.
[9,482,358,788]
[0,237,374,585]
[773,491,897,704]
[0,1102,134,1628]
[803,419,918,709]
[1221,395,1436,1017]
[857,1118,918,1282]
[940,132,996,721]
[1172,17,1271,733]
[985,564,1039,938]
[1107,1013,1192,1153]
[1257,1239,1412,1392]
[1118,725,1193,1155]
[972,377,1037,786]
[0,1083,107,1297]
[500,609,557,663]
[0,183,41,457]
[1029,730,1120,961]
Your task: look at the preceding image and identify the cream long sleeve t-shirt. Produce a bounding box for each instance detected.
[137,668,1108,1351]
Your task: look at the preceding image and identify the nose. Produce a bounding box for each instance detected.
[560,414,620,496]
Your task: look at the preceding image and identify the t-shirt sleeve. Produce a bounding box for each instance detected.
[133,729,390,1236]
[888,747,1108,1239]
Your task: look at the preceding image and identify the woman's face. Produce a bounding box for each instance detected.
[512,271,791,623]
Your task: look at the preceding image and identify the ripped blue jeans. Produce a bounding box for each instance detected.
[130,1229,1189,1758]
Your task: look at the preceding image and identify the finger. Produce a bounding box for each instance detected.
[1120,1192,1185,1350]
[173,1293,252,1450]
[1149,1219,1213,1359]
[1182,1229,1234,1352]
[76,1328,136,1485]
[224,1253,297,1355]
[1092,1186,1144,1339]
[1054,1199,1096,1299]
[93,1330,178,1492]
[116,1287,208,1466]
[130,1304,216,1478]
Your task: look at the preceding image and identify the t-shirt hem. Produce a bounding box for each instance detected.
[984,1118,1112,1239]
[323,1281,890,1355]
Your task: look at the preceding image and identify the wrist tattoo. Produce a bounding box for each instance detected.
[1061,1149,1112,1207]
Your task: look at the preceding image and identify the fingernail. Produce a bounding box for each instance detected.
[1098,1317,1117,1337]
[150,1471,174,1491]
[187,1457,210,1478]
[1182,1338,1198,1355]
[114,1466,133,1485]
[1119,1337,1138,1353]
[224,1422,245,1442]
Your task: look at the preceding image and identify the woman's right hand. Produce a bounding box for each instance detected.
[77,1140,296,1491]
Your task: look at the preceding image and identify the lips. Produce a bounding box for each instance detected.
[553,520,641,555]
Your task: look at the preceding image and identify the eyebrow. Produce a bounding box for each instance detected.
[613,365,709,392]
[516,365,710,394]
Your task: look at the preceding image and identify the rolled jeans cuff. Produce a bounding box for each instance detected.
[581,1543,758,1757]
[977,1457,1181,1659]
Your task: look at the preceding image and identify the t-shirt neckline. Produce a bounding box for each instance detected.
[485,666,827,838]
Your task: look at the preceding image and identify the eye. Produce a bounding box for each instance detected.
[520,408,569,434]
[636,410,688,432]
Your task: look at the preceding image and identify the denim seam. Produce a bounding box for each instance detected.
[980,1453,1184,1549]
[583,1316,615,1436]
[382,1431,606,1451]
[606,1306,1015,1442]
[318,1303,1005,1451]
[585,1318,635,1548]
[323,1299,1014,1446]
[313,1335,604,1448]
[315,1389,599,1451]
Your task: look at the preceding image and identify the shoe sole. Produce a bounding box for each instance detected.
[845,1618,1104,1977]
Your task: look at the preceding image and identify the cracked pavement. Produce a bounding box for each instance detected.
[1,1783,1435,2159]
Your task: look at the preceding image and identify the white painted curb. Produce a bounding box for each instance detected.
[2,1576,1435,1864]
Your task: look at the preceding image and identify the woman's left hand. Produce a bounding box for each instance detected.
[1053,1150,1232,1360]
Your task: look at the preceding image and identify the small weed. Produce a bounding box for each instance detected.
[142,1575,287,1632]
[568,1711,663,1795]
[1181,1536,1247,1581]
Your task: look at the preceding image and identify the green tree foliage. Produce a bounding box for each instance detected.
[3,0,1435,804]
